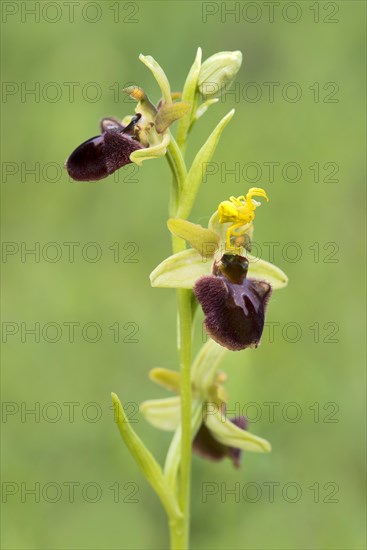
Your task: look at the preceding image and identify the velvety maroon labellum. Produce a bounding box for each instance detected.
[65,115,143,182]
[193,422,229,463]
[194,254,271,351]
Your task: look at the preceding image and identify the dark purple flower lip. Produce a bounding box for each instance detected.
[193,415,248,468]
[194,254,271,351]
[65,114,143,182]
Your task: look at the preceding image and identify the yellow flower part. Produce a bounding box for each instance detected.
[218,188,269,250]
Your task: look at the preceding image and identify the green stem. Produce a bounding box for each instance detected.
[176,92,199,154]
[166,152,179,216]
[176,287,192,548]
[169,229,192,550]
[165,92,208,546]
[165,130,194,548]
[167,134,187,192]
[169,517,185,550]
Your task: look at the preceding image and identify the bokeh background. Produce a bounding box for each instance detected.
[1,1,366,549]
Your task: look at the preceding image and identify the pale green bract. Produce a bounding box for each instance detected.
[177,109,235,219]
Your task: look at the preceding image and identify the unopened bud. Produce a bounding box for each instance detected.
[198,51,242,98]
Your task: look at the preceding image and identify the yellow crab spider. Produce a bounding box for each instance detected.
[218,187,269,250]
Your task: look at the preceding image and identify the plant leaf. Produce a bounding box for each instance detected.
[111,393,181,520]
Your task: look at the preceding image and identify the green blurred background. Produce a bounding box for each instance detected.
[1,1,366,548]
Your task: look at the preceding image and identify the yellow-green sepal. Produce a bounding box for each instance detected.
[140,397,180,431]
[205,407,271,453]
[150,249,210,289]
[139,54,172,104]
[167,218,219,257]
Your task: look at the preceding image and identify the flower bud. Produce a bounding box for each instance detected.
[198,51,242,98]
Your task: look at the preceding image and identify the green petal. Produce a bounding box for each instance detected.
[130,132,170,165]
[140,397,180,431]
[247,255,288,289]
[205,409,271,453]
[177,109,235,219]
[167,218,219,257]
[150,248,211,289]
[149,368,181,393]
[155,102,190,134]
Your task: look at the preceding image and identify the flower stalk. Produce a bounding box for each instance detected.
[167,119,193,549]
[175,287,192,548]
[87,49,289,550]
